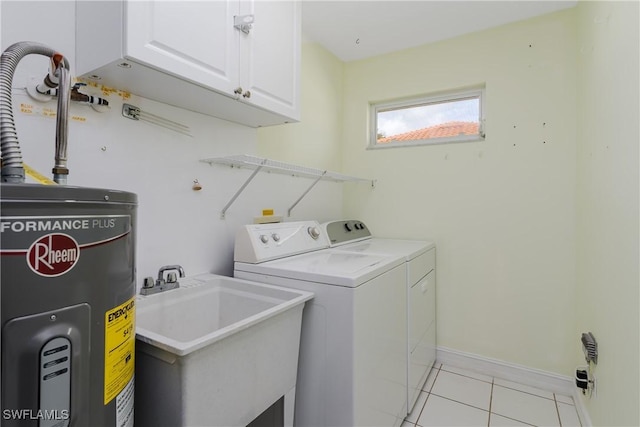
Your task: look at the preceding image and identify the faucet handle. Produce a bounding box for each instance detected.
[167,272,178,283]
[142,276,155,289]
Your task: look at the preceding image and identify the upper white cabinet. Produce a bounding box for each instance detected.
[76,1,300,127]
[125,1,240,97]
[238,1,300,118]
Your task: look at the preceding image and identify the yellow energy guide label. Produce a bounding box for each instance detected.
[104,297,135,404]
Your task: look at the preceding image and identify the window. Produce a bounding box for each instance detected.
[369,87,485,149]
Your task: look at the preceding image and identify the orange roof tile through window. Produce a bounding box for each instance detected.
[377,121,479,143]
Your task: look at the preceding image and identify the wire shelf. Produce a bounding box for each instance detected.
[200,155,374,218]
[200,155,370,182]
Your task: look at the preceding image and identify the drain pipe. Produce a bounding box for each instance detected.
[0,41,71,184]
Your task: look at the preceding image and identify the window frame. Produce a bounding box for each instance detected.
[368,87,486,149]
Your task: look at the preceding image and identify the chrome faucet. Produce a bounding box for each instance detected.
[140,265,185,295]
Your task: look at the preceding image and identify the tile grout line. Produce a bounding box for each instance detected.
[440,366,494,385]
[428,392,491,414]
[493,383,556,402]
[417,364,565,427]
[426,364,495,416]
[425,363,441,393]
[492,412,538,427]
[414,363,441,427]
[554,393,563,427]
[489,377,540,427]
[554,393,582,426]
[487,377,494,427]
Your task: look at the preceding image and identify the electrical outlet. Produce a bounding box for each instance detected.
[576,369,588,391]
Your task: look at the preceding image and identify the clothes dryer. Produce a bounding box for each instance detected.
[321,220,437,414]
[234,221,408,427]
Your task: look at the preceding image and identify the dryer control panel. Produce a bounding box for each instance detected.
[234,221,330,264]
[322,220,372,247]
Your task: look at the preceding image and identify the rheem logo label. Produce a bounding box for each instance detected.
[27,233,80,277]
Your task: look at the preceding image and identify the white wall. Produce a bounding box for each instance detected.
[1,1,342,285]
[258,42,345,173]
[341,10,579,375]
[575,1,640,425]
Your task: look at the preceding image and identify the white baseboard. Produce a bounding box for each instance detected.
[436,346,592,426]
[572,392,593,427]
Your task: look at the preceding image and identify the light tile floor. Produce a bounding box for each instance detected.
[403,364,582,427]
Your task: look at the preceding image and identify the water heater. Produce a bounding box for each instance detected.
[1,184,137,426]
[1,42,137,426]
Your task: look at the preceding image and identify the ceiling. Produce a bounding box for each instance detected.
[301,1,578,62]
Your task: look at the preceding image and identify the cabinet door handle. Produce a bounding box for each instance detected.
[234,15,254,35]
[234,87,243,95]
[243,91,251,99]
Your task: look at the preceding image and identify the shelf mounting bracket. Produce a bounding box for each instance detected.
[220,158,267,219]
[287,171,326,217]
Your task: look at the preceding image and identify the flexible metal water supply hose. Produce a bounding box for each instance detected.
[0,41,71,184]
[52,60,71,185]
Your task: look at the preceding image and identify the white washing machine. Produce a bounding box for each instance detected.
[234,221,408,427]
[322,220,436,414]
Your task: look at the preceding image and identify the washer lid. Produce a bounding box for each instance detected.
[235,249,404,288]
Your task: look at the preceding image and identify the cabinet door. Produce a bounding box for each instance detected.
[238,0,300,121]
[125,0,240,95]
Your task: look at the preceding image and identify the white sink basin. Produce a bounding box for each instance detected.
[134,273,313,427]
[136,273,312,356]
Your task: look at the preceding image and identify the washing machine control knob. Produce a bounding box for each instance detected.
[344,223,352,232]
[308,226,320,239]
[259,234,269,244]
[272,233,281,242]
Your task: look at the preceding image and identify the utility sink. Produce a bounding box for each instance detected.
[134,273,313,427]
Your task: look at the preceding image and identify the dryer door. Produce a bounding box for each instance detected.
[408,270,436,410]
